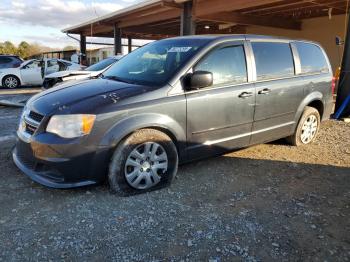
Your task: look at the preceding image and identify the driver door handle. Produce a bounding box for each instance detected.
[238,91,253,98]
[258,88,271,95]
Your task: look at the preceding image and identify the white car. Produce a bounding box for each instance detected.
[0,58,83,89]
[43,55,122,89]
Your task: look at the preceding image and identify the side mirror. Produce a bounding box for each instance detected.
[184,71,213,90]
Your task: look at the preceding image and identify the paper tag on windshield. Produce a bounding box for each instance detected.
[168,47,192,52]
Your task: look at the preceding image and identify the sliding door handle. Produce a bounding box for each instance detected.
[258,88,271,95]
[238,91,253,98]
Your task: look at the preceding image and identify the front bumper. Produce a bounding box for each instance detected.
[12,135,110,189]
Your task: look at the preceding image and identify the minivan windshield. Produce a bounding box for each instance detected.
[102,39,210,86]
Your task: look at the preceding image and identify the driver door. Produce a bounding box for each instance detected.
[20,60,43,85]
[186,42,256,159]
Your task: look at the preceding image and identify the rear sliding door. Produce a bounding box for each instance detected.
[249,41,306,144]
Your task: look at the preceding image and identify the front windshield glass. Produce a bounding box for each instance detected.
[85,58,118,71]
[102,39,210,86]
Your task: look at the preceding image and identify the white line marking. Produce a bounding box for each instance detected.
[0,135,16,142]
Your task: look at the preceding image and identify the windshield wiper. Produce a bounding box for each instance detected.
[102,75,133,84]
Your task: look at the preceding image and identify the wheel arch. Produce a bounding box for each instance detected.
[2,74,21,87]
[293,91,324,129]
[99,113,186,160]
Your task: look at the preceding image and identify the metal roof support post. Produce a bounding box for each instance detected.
[128,36,132,53]
[80,34,87,65]
[114,24,122,55]
[335,7,350,117]
[180,0,196,36]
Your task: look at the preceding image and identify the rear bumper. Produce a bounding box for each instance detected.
[323,99,334,121]
[12,136,110,189]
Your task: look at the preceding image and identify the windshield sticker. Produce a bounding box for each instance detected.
[168,47,192,52]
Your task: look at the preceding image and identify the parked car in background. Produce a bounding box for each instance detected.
[14,35,333,195]
[42,55,123,89]
[0,55,23,69]
[0,58,83,88]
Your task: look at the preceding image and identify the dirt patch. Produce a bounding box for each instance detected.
[0,109,349,261]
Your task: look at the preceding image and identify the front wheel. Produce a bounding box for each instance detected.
[108,129,178,195]
[287,106,320,146]
[2,75,20,89]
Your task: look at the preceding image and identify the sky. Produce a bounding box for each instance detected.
[0,0,144,48]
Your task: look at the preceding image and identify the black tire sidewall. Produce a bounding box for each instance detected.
[108,129,178,195]
[3,75,20,89]
[295,107,320,146]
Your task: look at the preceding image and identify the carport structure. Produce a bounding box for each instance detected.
[63,0,350,115]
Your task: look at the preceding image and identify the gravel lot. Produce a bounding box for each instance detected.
[0,93,349,261]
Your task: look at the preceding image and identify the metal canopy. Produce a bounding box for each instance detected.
[62,0,349,39]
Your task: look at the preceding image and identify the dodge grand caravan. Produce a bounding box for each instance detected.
[13,35,333,195]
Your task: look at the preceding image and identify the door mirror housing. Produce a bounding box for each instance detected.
[184,71,213,90]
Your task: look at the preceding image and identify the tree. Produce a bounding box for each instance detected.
[63,45,76,51]
[2,41,16,55]
[17,41,30,58]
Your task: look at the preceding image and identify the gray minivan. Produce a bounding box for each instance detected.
[13,35,333,195]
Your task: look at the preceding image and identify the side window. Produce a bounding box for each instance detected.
[194,45,247,86]
[24,60,40,69]
[0,57,12,69]
[252,42,295,81]
[295,42,329,74]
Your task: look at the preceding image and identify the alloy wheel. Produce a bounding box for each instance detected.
[4,76,18,88]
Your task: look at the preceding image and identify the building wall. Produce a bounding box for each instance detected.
[246,14,346,72]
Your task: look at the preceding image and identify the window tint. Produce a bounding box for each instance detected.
[295,42,329,74]
[0,57,22,69]
[194,45,247,86]
[252,42,294,81]
[0,57,12,69]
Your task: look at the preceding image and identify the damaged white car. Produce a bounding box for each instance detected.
[0,58,83,89]
[42,55,122,89]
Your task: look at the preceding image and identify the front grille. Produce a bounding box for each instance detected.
[21,110,44,137]
[25,123,36,135]
[28,111,44,123]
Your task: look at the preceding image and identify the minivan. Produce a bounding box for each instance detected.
[13,35,333,195]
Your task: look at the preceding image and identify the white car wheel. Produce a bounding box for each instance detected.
[2,75,20,89]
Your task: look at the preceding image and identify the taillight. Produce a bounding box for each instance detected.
[331,76,336,95]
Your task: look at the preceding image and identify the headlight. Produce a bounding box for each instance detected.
[46,114,96,138]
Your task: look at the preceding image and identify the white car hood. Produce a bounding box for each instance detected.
[46,70,94,79]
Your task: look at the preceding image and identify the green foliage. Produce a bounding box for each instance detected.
[0,41,61,59]
[63,45,76,51]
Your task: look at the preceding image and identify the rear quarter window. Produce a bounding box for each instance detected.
[295,42,329,74]
[0,57,13,68]
[252,42,295,81]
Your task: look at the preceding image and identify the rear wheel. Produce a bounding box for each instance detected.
[108,129,178,195]
[2,75,20,89]
[287,106,320,146]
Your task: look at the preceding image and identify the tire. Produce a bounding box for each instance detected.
[108,129,178,196]
[2,75,20,89]
[286,106,320,146]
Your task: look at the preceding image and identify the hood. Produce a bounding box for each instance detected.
[45,70,92,78]
[28,78,155,115]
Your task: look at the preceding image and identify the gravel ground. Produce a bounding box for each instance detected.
[0,101,349,261]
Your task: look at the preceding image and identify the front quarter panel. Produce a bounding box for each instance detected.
[97,95,187,161]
